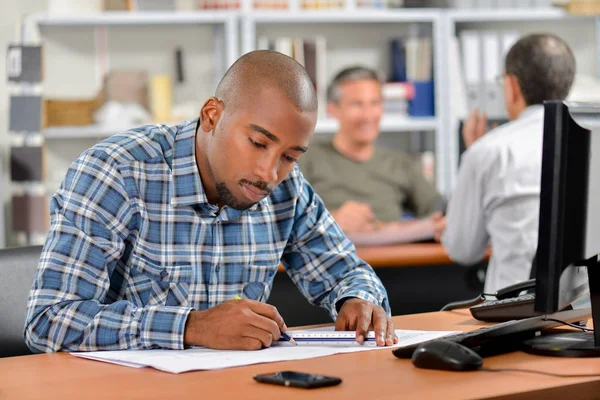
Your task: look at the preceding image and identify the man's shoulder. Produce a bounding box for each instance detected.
[83,123,177,167]
[469,113,544,157]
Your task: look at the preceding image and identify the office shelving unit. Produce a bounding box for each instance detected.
[19,4,600,198]
[241,8,449,191]
[442,7,598,189]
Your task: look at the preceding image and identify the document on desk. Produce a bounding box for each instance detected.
[71,328,458,374]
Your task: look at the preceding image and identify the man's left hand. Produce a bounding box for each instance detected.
[336,298,398,346]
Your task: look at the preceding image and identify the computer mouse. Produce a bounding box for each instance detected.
[411,339,483,371]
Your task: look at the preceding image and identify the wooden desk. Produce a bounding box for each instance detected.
[356,243,454,267]
[2,310,599,400]
[278,243,459,272]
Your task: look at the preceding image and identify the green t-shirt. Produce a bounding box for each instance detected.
[298,140,440,222]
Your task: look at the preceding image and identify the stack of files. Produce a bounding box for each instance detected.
[459,30,519,119]
[382,82,414,115]
[258,36,327,118]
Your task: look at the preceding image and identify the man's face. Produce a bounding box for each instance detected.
[202,88,316,211]
[328,79,383,145]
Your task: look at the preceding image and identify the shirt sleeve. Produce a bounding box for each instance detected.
[24,150,192,353]
[441,146,491,265]
[404,156,441,217]
[281,176,391,320]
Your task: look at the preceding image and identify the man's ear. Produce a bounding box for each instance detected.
[199,97,223,133]
[327,101,339,119]
[506,75,522,105]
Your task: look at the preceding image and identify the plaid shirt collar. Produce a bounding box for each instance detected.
[169,118,265,214]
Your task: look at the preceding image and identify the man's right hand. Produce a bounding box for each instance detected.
[183,299,286,350]
[331,201,377,233]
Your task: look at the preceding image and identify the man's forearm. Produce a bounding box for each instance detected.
[25,299,192,352]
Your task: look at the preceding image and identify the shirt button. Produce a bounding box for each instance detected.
[215,265,221,273]
[160,269,169,279]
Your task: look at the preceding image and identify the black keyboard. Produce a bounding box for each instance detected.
[392,308,590,359]
[470,293,539,322]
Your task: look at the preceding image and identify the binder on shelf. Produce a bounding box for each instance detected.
[7,45,43,83]
[389,38,406,82]
[501,30,520,59]
[10,146,45,182]
[315,36,327,118]
[9,95,43,133]
[482,32,504,118]
[448,36,468,120]
[460,30,482,116]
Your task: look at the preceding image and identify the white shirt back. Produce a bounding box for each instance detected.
[443,105,544,293]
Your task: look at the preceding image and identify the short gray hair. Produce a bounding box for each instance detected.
[505,34,575,106]
[327,66,381,103]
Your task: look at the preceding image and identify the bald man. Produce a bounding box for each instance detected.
[25,51,396,353]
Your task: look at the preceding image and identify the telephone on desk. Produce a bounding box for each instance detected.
[441,279,572,322]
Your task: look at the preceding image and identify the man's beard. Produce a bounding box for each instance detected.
[215,180,271,210]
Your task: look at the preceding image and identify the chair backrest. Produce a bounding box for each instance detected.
[0,246,42,358]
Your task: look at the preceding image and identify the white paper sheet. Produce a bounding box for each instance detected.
[71,329,459,374]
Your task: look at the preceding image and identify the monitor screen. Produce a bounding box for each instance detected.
[534,101,600,314]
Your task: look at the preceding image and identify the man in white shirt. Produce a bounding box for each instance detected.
[434,34,576,293]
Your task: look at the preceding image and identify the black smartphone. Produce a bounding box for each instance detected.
[253,371,342,389]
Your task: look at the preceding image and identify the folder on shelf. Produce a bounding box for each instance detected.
[500,30,520,59]
[9,95,43,133]
[315,36,327,118]
[275,37,293,58]
[448,36,468,120]
[10,146,45,182]
[460,30,482,115]
[482,32,504,118]
[6,45,43,83]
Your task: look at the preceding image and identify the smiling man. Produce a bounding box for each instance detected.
[24,51,396,353]
[299,66,441,241]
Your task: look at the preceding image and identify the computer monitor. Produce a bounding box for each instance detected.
[523,101,600,357]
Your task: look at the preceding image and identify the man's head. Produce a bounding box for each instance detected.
[327,66,383,146]
[503,33,575,120]
[196,50,318,210]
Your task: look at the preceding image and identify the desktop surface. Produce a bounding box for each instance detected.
[2,310,600,400]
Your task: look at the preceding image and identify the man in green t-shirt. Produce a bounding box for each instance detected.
[299,66,442,245]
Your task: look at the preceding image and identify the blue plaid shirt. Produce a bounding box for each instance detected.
[24,119,390,353]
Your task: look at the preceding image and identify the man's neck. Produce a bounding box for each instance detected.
[332,133,375,162]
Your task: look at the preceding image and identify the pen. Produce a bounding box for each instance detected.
[233,295,297,345]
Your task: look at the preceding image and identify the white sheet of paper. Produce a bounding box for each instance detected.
[71,329,459,374]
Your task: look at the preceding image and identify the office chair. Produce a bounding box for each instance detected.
[0,245,42,358]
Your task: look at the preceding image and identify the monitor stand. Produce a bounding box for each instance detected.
[522,260,600,357]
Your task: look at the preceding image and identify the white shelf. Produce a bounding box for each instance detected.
[315,115,437,134]
[246,9,439,23]
[42,116,437,139]
[34,11,236,26]
[448,7,576,22]
[43,124,139,139]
